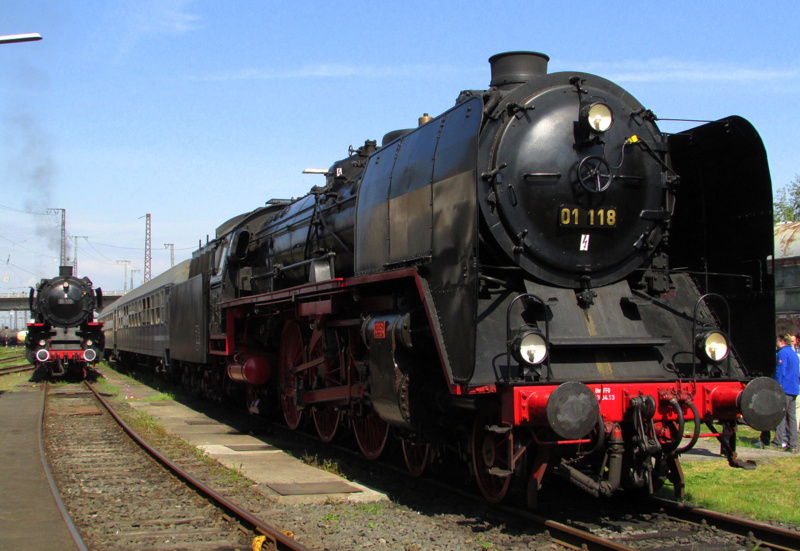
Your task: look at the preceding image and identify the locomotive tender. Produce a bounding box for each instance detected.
[100,52,784,505]
[26,266,104,379]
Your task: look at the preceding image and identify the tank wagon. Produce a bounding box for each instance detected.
[0,327,19,346]
[101,52,784,506]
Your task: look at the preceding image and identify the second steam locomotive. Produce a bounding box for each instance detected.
[26,266,105,379]
[101,52,784,505]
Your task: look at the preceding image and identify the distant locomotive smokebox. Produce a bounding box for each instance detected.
[35,267,96,328]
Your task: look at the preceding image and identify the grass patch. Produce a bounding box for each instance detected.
[97,363,257,492]
[355,502,387,515]
[0,346,25,364]
[105,362,181,395]
[299,452,345,477]
[91,376,120,396]
[735,424,766,448]
[133,391,176,402]
[657,421,800,525]
[673,458,800,525]
[475,535,498,550]
[314,500,390,530]
[119,406,252,488]
[218,463,247,486]
[0,372,30,392]
[99,362,182,402]
[125,408,172,437]
[318,512,340,524]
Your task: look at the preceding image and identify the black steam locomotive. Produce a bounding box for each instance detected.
[26,266,104,379]
[101,52,784,506]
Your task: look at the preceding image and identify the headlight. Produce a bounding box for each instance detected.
[697,331,729,362]
[513,330,548,365]
[582,103,613,132]
[85,339,93,346]
[38,339,47,346]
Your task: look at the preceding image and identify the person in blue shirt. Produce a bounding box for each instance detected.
[772,334,799,452]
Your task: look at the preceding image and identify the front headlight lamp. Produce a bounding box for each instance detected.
[512,330,548,366]
[582,103,614,132]
[697,331,730,362]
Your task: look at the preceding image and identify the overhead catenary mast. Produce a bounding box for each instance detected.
[47,208,67,266]
[72,236,87,274]
[164,243,174,268]
[141,214,152,282]
[116,259,131,293]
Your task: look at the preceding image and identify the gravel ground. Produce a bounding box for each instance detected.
[95,368,800,551]
[46,389,255,550]
[107,394,566,551]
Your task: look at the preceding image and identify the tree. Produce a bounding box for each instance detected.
[774,174,800,224]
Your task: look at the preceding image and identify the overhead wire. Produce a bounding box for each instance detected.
[0,235,57,260]
[0,203,49,215]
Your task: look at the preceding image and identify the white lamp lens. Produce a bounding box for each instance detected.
[703,332,729,361]
[519,332,547,365]
[586,103,613,132]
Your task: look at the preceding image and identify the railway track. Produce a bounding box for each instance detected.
[43,382,310,551]
[510,495,800,551]
[431,463,800,551]
[377,460,800,551]
[649,496,800,551]
[95,369,636,551]
[251,401,800,551]
[58,368,800,551]
[228,407,644,551]
[0,362,33,375]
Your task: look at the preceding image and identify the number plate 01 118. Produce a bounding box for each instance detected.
[558,206,617,228]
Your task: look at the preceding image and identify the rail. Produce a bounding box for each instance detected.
[38,382,90,551]
[650,496,800,551]
[0,363,34,376]
[84,381,312,551]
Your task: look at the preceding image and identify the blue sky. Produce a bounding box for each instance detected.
[0,1,798,304]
